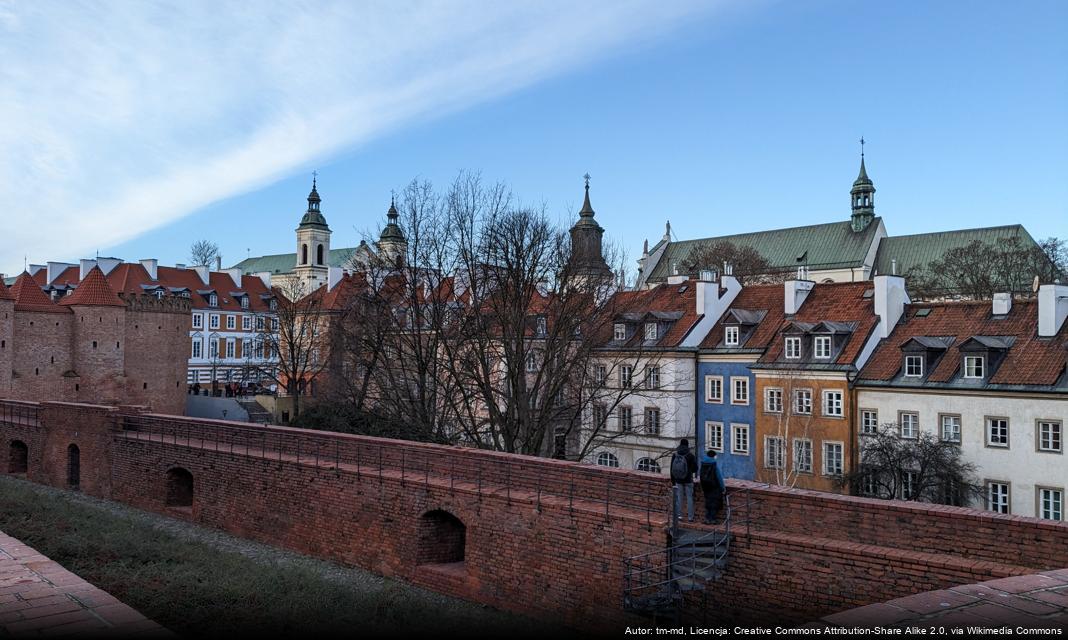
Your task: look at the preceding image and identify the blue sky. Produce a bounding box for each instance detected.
[2,0,1065,276]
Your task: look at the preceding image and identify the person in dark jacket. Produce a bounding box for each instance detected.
[670,439,698,522]
[700,449,726,524]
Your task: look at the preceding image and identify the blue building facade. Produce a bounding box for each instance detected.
[695,356,757,481]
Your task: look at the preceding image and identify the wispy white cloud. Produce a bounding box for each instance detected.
[0,0,719,273]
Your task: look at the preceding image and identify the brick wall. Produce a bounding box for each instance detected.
[1,403,1066,631]
[0,299,13,395]
[11,311,76,400]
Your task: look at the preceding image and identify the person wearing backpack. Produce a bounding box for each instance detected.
[700,449,726,525]
[670,439,698,523]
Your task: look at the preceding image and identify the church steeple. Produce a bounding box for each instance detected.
[850,138,876,232]
[376,193,407,267]
[298,173,329,230]
[567,174,612,282]
[295,173,332,287]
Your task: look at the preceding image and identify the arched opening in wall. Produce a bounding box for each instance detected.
[317,244,324,265]
[66,444,80,490]
[8,441,28,474]
[166,467,194,511]
[301,244,308,265]
[417,510,466,566]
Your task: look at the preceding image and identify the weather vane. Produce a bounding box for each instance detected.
[859,136,865,158]
[583,172,591,188]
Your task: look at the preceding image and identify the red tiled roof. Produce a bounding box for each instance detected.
[700,283,785,349]
[857,299,1068,387]
[601,281,700,348]
[57,266,124,307]
[10,273,69,314]
[0,279,13,301]
[757,281,878,365]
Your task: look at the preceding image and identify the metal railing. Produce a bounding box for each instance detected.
[116,413,676,526]
[0,400,40,428]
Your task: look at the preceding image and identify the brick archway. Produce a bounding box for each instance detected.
[417,509,466,566]
[8,440,28,474]
[66,444,80,490]
[166,467,194,509]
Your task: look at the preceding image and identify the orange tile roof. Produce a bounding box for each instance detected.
[10,272,68,314]
[857,299,1067,387]
[700,283,785,350]
[0,278,13,301]
[757,281,878,366]
[600,281,700,348]
[57,266,124,307]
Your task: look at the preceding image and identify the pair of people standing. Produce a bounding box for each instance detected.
[669,438,725,525]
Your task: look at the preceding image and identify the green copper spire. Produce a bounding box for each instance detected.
[850,138,875,232]
[297,174,330,230]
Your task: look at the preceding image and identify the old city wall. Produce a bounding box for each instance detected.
[10,310,76,401]
[2,401,1067,630]
[119,296,191,415]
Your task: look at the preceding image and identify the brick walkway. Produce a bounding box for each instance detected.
[0,531,171,637]
[821,569,1068,629]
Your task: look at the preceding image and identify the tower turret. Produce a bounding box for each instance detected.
[850,138,876,232]
[567,174,613,284]
[294,173,332,289]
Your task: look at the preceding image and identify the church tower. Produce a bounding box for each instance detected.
[376,196,407,268]
[850,138,876,232]
[567,175,613,285]
[294,175,331,290]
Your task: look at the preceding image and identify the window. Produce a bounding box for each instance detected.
[636,458,661,474]
[644,408,661,435]
[271,318,279,331]
[242,338,252,357]
[785,336,801,359]
[301,244,308,265]
[814,336,832,359]
[822,390,843,417]
[985,480,1009,514]
[904,355,924,377]
[823,442,844,476]
[1038,421,1062,453]
[765,436,785,469]
[986,417,1009,448]
[209,340,218,358]
[964,356,985,379]
[613,323,626,341]
[765,388,783,413]
[256,317,265,331]
[861,410,879,435]
[900,470,918,500]
[596,452,619,468]
[619,406,633,432]
[793,389,812,415]
[731,377,749,405]
[724,325,740,346]
[536,316,547,336]
[731,424,749,455]
[208,293,218,307]
[192,313,203,329]
[226,315,236,330]
[705,422,724,452]
[525,352,537,372]
[225,339,235,359]
[209,314,220,329]
[644,322,658,341]
[242,316,252,331]
[900,412,919,439]
[1038,487,1063,521]
[792,439,813,474]
[705,376,723,403]
[240,296,249,309]
[861,472,878,497]
[191,339,202,359]
[592,404,607,430]
[620,366,632,389]
[940,414,962,443]
[645,366,660,389]
[595,365,607,386]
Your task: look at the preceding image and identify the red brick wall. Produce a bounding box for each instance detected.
[2,404,1067,631]
[71,307,126,405]
[10,311,76,401]
[121,305,190,415]
[0,300,13,395]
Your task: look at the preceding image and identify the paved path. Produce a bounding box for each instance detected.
[0,531,171,638]
[821,569,1068,629]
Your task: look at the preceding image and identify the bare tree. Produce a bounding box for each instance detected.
[683,240,787,286]
[189,240,221,267]
[906,237,1063,300]
[762,372,816,487]
[839,425,982,505]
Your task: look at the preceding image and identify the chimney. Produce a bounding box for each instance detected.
[215,256,223,272]
[667,274,687,285]
[254,271,272,289]
[46,262,75,284]
[327,266,344,291]
[685,274,742,347]
[698,269,717,283]
[96,257,121,275]
[223,268,243,289]
[784,269,815,315]
[175,263,186,270]
[139,259,158,280]
[1038,284,1068,337]
[78,259,98,279]
[891,259,897,276]
[193,265,210,285]
[992,292,1012,316]
[873,274,909,338]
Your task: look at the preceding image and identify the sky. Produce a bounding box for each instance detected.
[1,0,1065,277]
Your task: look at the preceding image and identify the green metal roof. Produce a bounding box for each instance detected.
[231,246,360,275]
[873,225,1036,276]
[647,218,882,283]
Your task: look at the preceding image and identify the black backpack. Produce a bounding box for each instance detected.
[700,460,721,489]
[670,452,689,482]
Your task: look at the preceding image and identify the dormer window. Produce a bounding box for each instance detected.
[644,322,658,341]
[536,316,547,336]
[240,296,249,309]
[785,336,801,359]
[814,336,832,359]
[613,323,626,341]
[268,299,277,311]
[964,356,985,379]
[154,289,165,300]
[904,355,924,377]
[208,293,218,307]
[725,325,740,346]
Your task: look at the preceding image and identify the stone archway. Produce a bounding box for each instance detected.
[417,509,466,566]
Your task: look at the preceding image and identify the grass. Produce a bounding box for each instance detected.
[0,475,553,638]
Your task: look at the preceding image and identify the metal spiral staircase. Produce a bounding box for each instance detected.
[623,489,744,621]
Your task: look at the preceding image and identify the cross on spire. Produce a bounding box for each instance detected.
[859,137,865,158]
[583,172,591,188]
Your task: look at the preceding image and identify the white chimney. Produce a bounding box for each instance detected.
[223,268,243,289]
[78,259,98,279]
[46,262,76,284]
[1038,284,1068,337]
[667,274,687,285]
[874,274,909,339]
[891,259,897,275]
[27,264,45,277]
[327,266,344,291]
[139,259,158,280]
[698,270,716,282]
[96,257,121,275]
[193,265,210,285]
[254,271,272,289]
[683,274,742,347]
[784,275,814,315]
[175,263,186,270]
[992,292,1012,316]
